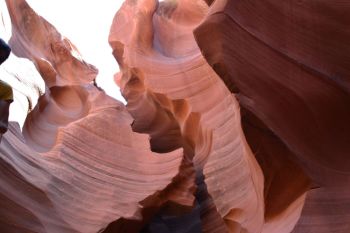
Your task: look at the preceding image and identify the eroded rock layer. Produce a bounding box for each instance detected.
[110,0,349,233]
[0,0,349,233]
[195,1,350,232]
[109,0,304,233]
[0,0,188,232]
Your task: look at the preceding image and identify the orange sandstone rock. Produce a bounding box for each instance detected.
[0,0,349,232]
[195,0,350,233]
[0,1,187,232]
[109,1,265,232]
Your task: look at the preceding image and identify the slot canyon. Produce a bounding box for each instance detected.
[0,0,349,232]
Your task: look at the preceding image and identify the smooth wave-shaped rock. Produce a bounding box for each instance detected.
[195,1,350,232]
[1,0,348,232]
[109,1,266,232]
[110,0,350,233]
[0,1,188,232]
[6,0,97,87]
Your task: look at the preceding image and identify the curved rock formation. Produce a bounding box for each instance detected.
[0,0,349,232]
[195,1,350,232]
[109,0,265,232]
[110,0,350,233]
[0,1,189,232]
[6,0,97,88]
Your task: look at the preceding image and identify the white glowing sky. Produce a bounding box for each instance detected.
[0,0,125,126]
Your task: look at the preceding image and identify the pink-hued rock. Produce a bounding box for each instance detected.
[6,0,98,87]
[1,0,349,232]
[195,0,350,232]
[110,0,350,232]
[0,1,188,232]
[109,1,266,232]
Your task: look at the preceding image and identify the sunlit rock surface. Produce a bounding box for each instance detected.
[109,1,265,233]
[195,1,350,233]
[0,0,349,233]
[0,1,185,232]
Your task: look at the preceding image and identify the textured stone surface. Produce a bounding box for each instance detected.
[109,0,265,232]
[0,0,349,232]
[0,1,186,232]
[195,0,350,232]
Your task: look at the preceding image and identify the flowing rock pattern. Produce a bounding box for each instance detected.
[109,0,265,232]
[0,0,186,232]
[110,0,349,232]
[195,1,350,232]
[0,0,349,233]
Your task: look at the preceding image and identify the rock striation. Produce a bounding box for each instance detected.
[0,0,349,233]
[0,1,187,232]
[195,1,350,232]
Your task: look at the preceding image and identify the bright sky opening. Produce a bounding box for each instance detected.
[0,0,124,126]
